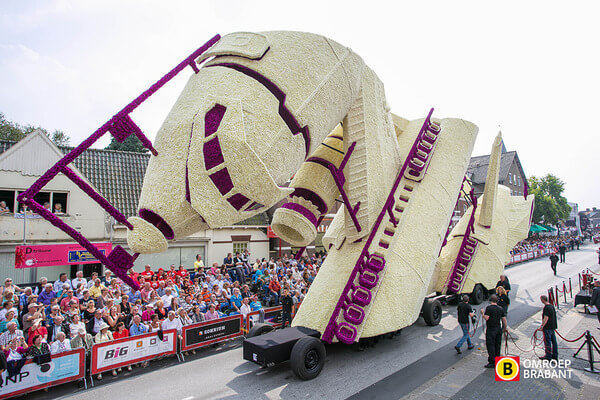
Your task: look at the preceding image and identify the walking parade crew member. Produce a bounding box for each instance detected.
[496,286,510,314]
[495,275,511,294]
[558,243,566,263]
[549,252,559,275]
[589,280,600,329]
[280,288,293,329]
[454,295,475,354]
[480,295,507,368]
[540,295,558,360]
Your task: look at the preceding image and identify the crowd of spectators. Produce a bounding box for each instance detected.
[510,233,585,256]
[0,249,325,382]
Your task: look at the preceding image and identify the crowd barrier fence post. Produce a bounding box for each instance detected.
[563,282,567,303]
[555,286,560,308]
[569,278,573,299]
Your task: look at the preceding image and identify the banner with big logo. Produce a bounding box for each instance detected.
[0,348,85,399]
[91,330,176,374]
[181,315,243,351]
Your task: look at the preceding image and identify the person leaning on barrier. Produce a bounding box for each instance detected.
[590,280,600,329]
[454,295,475,354]
[539,295,558,361]
[480,294,508,368]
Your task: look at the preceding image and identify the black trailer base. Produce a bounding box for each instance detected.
[243,326,321,367]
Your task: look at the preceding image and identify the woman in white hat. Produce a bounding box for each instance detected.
[94,322,115,379]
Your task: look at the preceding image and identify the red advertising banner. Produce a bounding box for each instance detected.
[0,348,85,399]
[91,330,176,374]
[181,315,243,351]
[14,242,113,268]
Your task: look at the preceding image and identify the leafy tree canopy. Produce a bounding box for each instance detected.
[105,134,149,153]
[528,174,571,226]
[0,112,71,146]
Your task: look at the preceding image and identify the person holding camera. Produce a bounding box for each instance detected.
[454,295,475,354]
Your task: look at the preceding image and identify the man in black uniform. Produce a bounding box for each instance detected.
[540,295,558,360]
[496,275,511,294]
[481,295,507,368]
[549,253,559,275]
[558,243,566,263]
[454,295,475,354]
[280,288,293,329]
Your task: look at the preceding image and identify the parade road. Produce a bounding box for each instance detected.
[31,244,599,400]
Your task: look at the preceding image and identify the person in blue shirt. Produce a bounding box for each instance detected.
[129,315,148,336]
[38,284,56,306]
[230,288,243,313]
[249,294,264,323]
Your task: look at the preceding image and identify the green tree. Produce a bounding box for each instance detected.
[0,112,71,147]
[105,134,148,153]
[528,174,571,226]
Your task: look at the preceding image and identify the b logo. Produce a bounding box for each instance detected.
[495,356,520,381]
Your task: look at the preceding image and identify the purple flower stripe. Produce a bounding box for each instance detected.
[203,136,225,170]
[209,168,234,195]
[227,193,250,210]
[290,187,328,215]
[207,62,311,157]
[321,108,438,344]
[205,104,227,137]
[281,202,318,227]
[139,209,175,240]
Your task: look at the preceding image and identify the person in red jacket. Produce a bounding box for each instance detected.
[268,277,281,306]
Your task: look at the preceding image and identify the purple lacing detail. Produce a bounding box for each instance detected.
[15,34,221,291]
[443,190,479,294]
[321,108,439,344]
[281,202,318,227]
[227,193,250,210]
[326,141,362,233]
[209,168,234,195]
[206,62,311,157]
[205,104,227,137]
[203,137,225,170]
[139,209,175,240]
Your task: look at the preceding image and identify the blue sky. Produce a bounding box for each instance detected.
[1,0,598,209]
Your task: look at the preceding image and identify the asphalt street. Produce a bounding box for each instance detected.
[29,243,600,400]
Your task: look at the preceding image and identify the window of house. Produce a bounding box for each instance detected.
[53,192,68,214]
[0,189,68,214]
[233,241,248,254]
[0,190,15,213]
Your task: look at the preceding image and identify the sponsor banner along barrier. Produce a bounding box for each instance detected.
[181,315,243,351]
[507,248,555,266]
[246,306,283,332]
[0,348,85,399]
[14,242,113,268]
[91,330,176,374]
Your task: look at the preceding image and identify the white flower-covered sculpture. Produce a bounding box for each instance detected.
[431,133,534,296]
[127,30,485,343]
